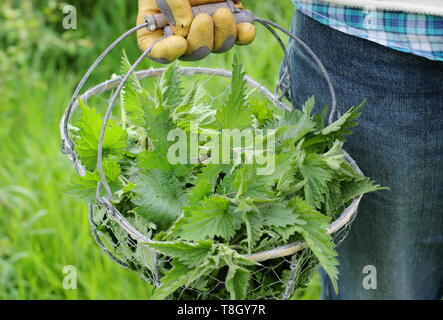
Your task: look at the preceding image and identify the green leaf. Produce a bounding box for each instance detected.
[300,153,333,209]
[230,165,274,200]
[261,200,304,227]
[302,96,316,115]
[178,81,199,110]
[137,150,193,179]
[65,158,122,202]
[215,56,252,129]
[324,180,343,216]
[341,178,387,203]
[143,101,176,155]
[151,259,214,300]
[133,169,186,230]
[159,62,183,110]
[261,151,297,193]
[321,140,345,170]
[137,150,172,171]
[250,99,274,127]
[144,240,214,267]
[321,100,364,136]
[103,158,122,181]
[279,113,316,143]
[241,210,264,253]
[313,105,330,130]
[75,100,126,170]
[273,223,304,242]
[177,196,239,241]
[187,164,223,205]
[119,51,147,127]
[175,103,216,131]
[279,97,317,142]
[225,266,251,300]
[172,82,216,129]
[134,244,157,273]
[121,81,146,128]
[65,171,99,202]
[120,50,143,91]
[290,197,339,292]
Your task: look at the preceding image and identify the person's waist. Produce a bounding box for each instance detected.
[295,0,443,17]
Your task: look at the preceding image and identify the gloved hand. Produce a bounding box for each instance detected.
[137,0,256,63]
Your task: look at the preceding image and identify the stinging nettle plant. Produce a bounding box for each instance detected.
[66,54,383,300]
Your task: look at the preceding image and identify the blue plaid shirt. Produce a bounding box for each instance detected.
[293,0,443,62]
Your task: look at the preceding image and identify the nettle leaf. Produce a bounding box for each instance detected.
[231,165,274,200]
[177,196,239,241]
[261,200,304,227]
[215,56,253,129]
[137,150,193,180]
[341,178,387,203]
[137,150,172,172]
[290,197,339,292]
[241,211,264,253]
[325,180,343,217]
[187,164,223,205]
[302,96,316,115]
[65,158,122,202]
[144,240,214,267]
[151,260,192,300]
[65,171,98,202]
[151,259,215,300]
[261,150,297,190]
[173,84,217,130]
[321,140,345,170]
[273,223,304,242]
[144,101,176,155]
[279,119,312,142]
[75,100,126,170]
[313,105,330,130]
[133,169,187,230]
[177,82,200,111]
[121,80,146,127]
[134,244,157,273]
[120,50,143,91]
[300,153,333,209]
[103,158,121,181]
[321,100,365,137]
[120,51,147,127]
[159,62,183,110]
[250,99,274,127]
[225,266,251,300]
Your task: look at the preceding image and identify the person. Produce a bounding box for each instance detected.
[136,0,256,63]
[136,0,443,299]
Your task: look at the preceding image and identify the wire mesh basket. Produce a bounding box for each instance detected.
[60,2,365,299]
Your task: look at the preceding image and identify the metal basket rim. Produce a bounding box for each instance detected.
[61,66,363,263]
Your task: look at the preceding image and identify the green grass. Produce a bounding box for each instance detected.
[0,0,321,300]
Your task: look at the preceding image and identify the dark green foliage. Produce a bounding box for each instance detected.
[68,57,384,299]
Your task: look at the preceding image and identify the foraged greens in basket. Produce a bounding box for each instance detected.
[66,56,383,299]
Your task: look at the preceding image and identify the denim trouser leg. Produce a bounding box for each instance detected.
[284,10,443,299]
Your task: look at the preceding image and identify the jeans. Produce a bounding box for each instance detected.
[284,10,443,300]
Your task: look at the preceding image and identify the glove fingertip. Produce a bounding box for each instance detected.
[148,35,188,64]
[236,23,256,46]
[212,7,237,53]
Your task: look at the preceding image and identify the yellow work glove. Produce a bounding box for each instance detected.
[137,0,256,63]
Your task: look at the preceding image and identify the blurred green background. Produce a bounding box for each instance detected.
[0,0,320,299]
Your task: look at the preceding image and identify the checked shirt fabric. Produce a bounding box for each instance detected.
[293,0,443,61]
